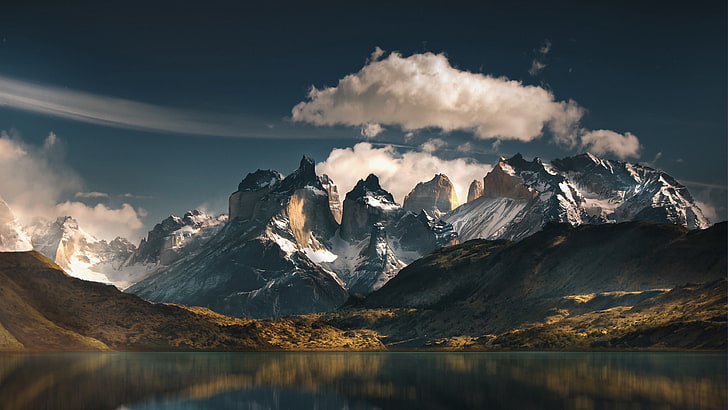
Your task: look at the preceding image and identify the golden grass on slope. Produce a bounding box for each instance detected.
[0,321,23,351]
[0,260,110,352]
[489,281,727,350]
[253,316,384,350]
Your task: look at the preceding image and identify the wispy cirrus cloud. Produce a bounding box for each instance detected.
[0,74,264,138]
[74,191,110,199]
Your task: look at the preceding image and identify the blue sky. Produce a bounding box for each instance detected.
[0,0,725,241]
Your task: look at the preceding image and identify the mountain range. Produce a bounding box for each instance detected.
[126,152,711,318]
[0,152,718,326]
[126,157,457,318]
[446,153,709,241]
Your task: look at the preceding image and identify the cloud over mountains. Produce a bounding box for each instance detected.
[293,49,641,159]
[0,131,144,241]
[317,142,489,206]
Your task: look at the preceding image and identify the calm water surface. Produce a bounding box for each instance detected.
[0,352,724,410]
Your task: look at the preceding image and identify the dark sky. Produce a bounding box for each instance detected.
[0,0,725,240]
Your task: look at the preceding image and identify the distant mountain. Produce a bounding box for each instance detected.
[466,179,483,202]
[27,216,137,287]
[402,174,458,217]
[332,221,726,350]
[127,157,458,318]
[444,153,710,241]
[0,197,32,252]
[0,251,381,352]
[329,173,457,291]
[127,210,227,267]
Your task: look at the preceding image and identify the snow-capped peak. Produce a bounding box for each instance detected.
[0,197,33,252]
[444,152,710,242]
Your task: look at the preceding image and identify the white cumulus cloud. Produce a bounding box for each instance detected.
[360,122,384,138]
[54,202,143,239]
[292,49,585,144]
[316,142,490,206]
[580,129,641,159]
[0,131,145,241]
[292,49,642,160]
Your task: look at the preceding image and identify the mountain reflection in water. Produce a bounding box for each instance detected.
[0,352,724,410]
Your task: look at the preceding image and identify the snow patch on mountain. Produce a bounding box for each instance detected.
[0,197,32,251]
[444,153,710,241]
[27,216,137,287]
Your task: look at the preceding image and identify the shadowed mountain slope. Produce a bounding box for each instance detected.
[0,251,381,352]
[323,221,726,349]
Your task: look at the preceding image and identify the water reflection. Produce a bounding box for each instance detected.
[0,352,724,410]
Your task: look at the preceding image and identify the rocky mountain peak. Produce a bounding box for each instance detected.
[0,197,33,252]
[482,159,537,200]
[467,179,484,202]
[345,222,407,295]
[340,174,402,242]
[55,215,79,229]
[129,209,225,266]
[445,152,710,242]
[551,153,615,175]
[300,154,316,172]
[237,169,283,192]
[273,155,324,195]
[346,174,396,204]
[364,173,381,189]
[503,152,551,174]
[319,174,343,223]
[403,173,458,217]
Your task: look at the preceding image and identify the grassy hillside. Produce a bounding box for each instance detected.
[0,251,381,351]
[320,222,727,350]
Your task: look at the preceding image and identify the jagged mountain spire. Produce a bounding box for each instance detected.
[403,174,458,217]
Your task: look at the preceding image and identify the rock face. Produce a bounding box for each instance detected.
[320,174,459,296]
[340,174,402,242]
[403,174,459,217]
[128,156,349,318]
[444,153,710,241]
[346,223,406,295]
[27,216,137,288]
[466,180,483,202]
[129,210,227,266]
[229,169,283,221]
[128,159,461,315]
[481,157,539,200]
[395,210,459,255]
[319,174,343,224]
[0,197,32,252]
[550,153,708,228]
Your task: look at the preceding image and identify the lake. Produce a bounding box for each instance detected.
[0,352,724,409]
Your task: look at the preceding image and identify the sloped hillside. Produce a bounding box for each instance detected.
[0,251,381,352]
[322,221,727,350]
